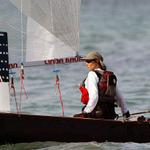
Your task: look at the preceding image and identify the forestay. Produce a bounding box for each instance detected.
[0,0,81,63]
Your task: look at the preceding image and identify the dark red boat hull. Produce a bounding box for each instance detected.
[0,112,149,144]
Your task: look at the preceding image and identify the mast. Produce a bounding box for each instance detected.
[0,32,10,112]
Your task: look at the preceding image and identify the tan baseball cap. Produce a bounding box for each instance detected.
[82,51,106,70]
[82,51,103,61]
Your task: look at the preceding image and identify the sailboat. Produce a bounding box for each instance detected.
[0,0,150,145]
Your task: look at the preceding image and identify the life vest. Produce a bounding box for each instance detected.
[79,70,117,104]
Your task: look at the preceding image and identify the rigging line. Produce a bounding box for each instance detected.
[19,0,24,112]
[20,0,24,63]
[19,63,28,112]
[49,0,64,116]
[118,110,150,118]
[50,1,64,116]
[131,110,150,116]
[55,73,64,117]
[9,73,20,114]
[50,0,56,89]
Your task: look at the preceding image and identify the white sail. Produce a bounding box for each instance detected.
[9,0,81,62]
[26,17,77,61]
[0,0,81,112]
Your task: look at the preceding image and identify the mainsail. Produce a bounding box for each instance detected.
[1,0,81,63]
[0,0,81,112]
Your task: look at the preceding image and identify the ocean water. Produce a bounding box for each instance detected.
[0,0,150,149]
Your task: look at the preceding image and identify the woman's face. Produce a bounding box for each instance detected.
[85,59,99,71]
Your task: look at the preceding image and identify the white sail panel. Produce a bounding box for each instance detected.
[9,0,81,62]
[26,17,77,61]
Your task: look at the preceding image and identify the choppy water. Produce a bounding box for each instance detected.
[0,142,150,150]
[1,0,150,149]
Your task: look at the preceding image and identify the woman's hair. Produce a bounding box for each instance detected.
[97,59,107,71]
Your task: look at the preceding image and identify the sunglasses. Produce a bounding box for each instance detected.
[85,59,95,63]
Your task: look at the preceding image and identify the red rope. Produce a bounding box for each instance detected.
[9,75,19,114]
[19,64,28,111]
[55,74,64,116]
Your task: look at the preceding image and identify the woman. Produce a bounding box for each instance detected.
[74,51,130,119]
